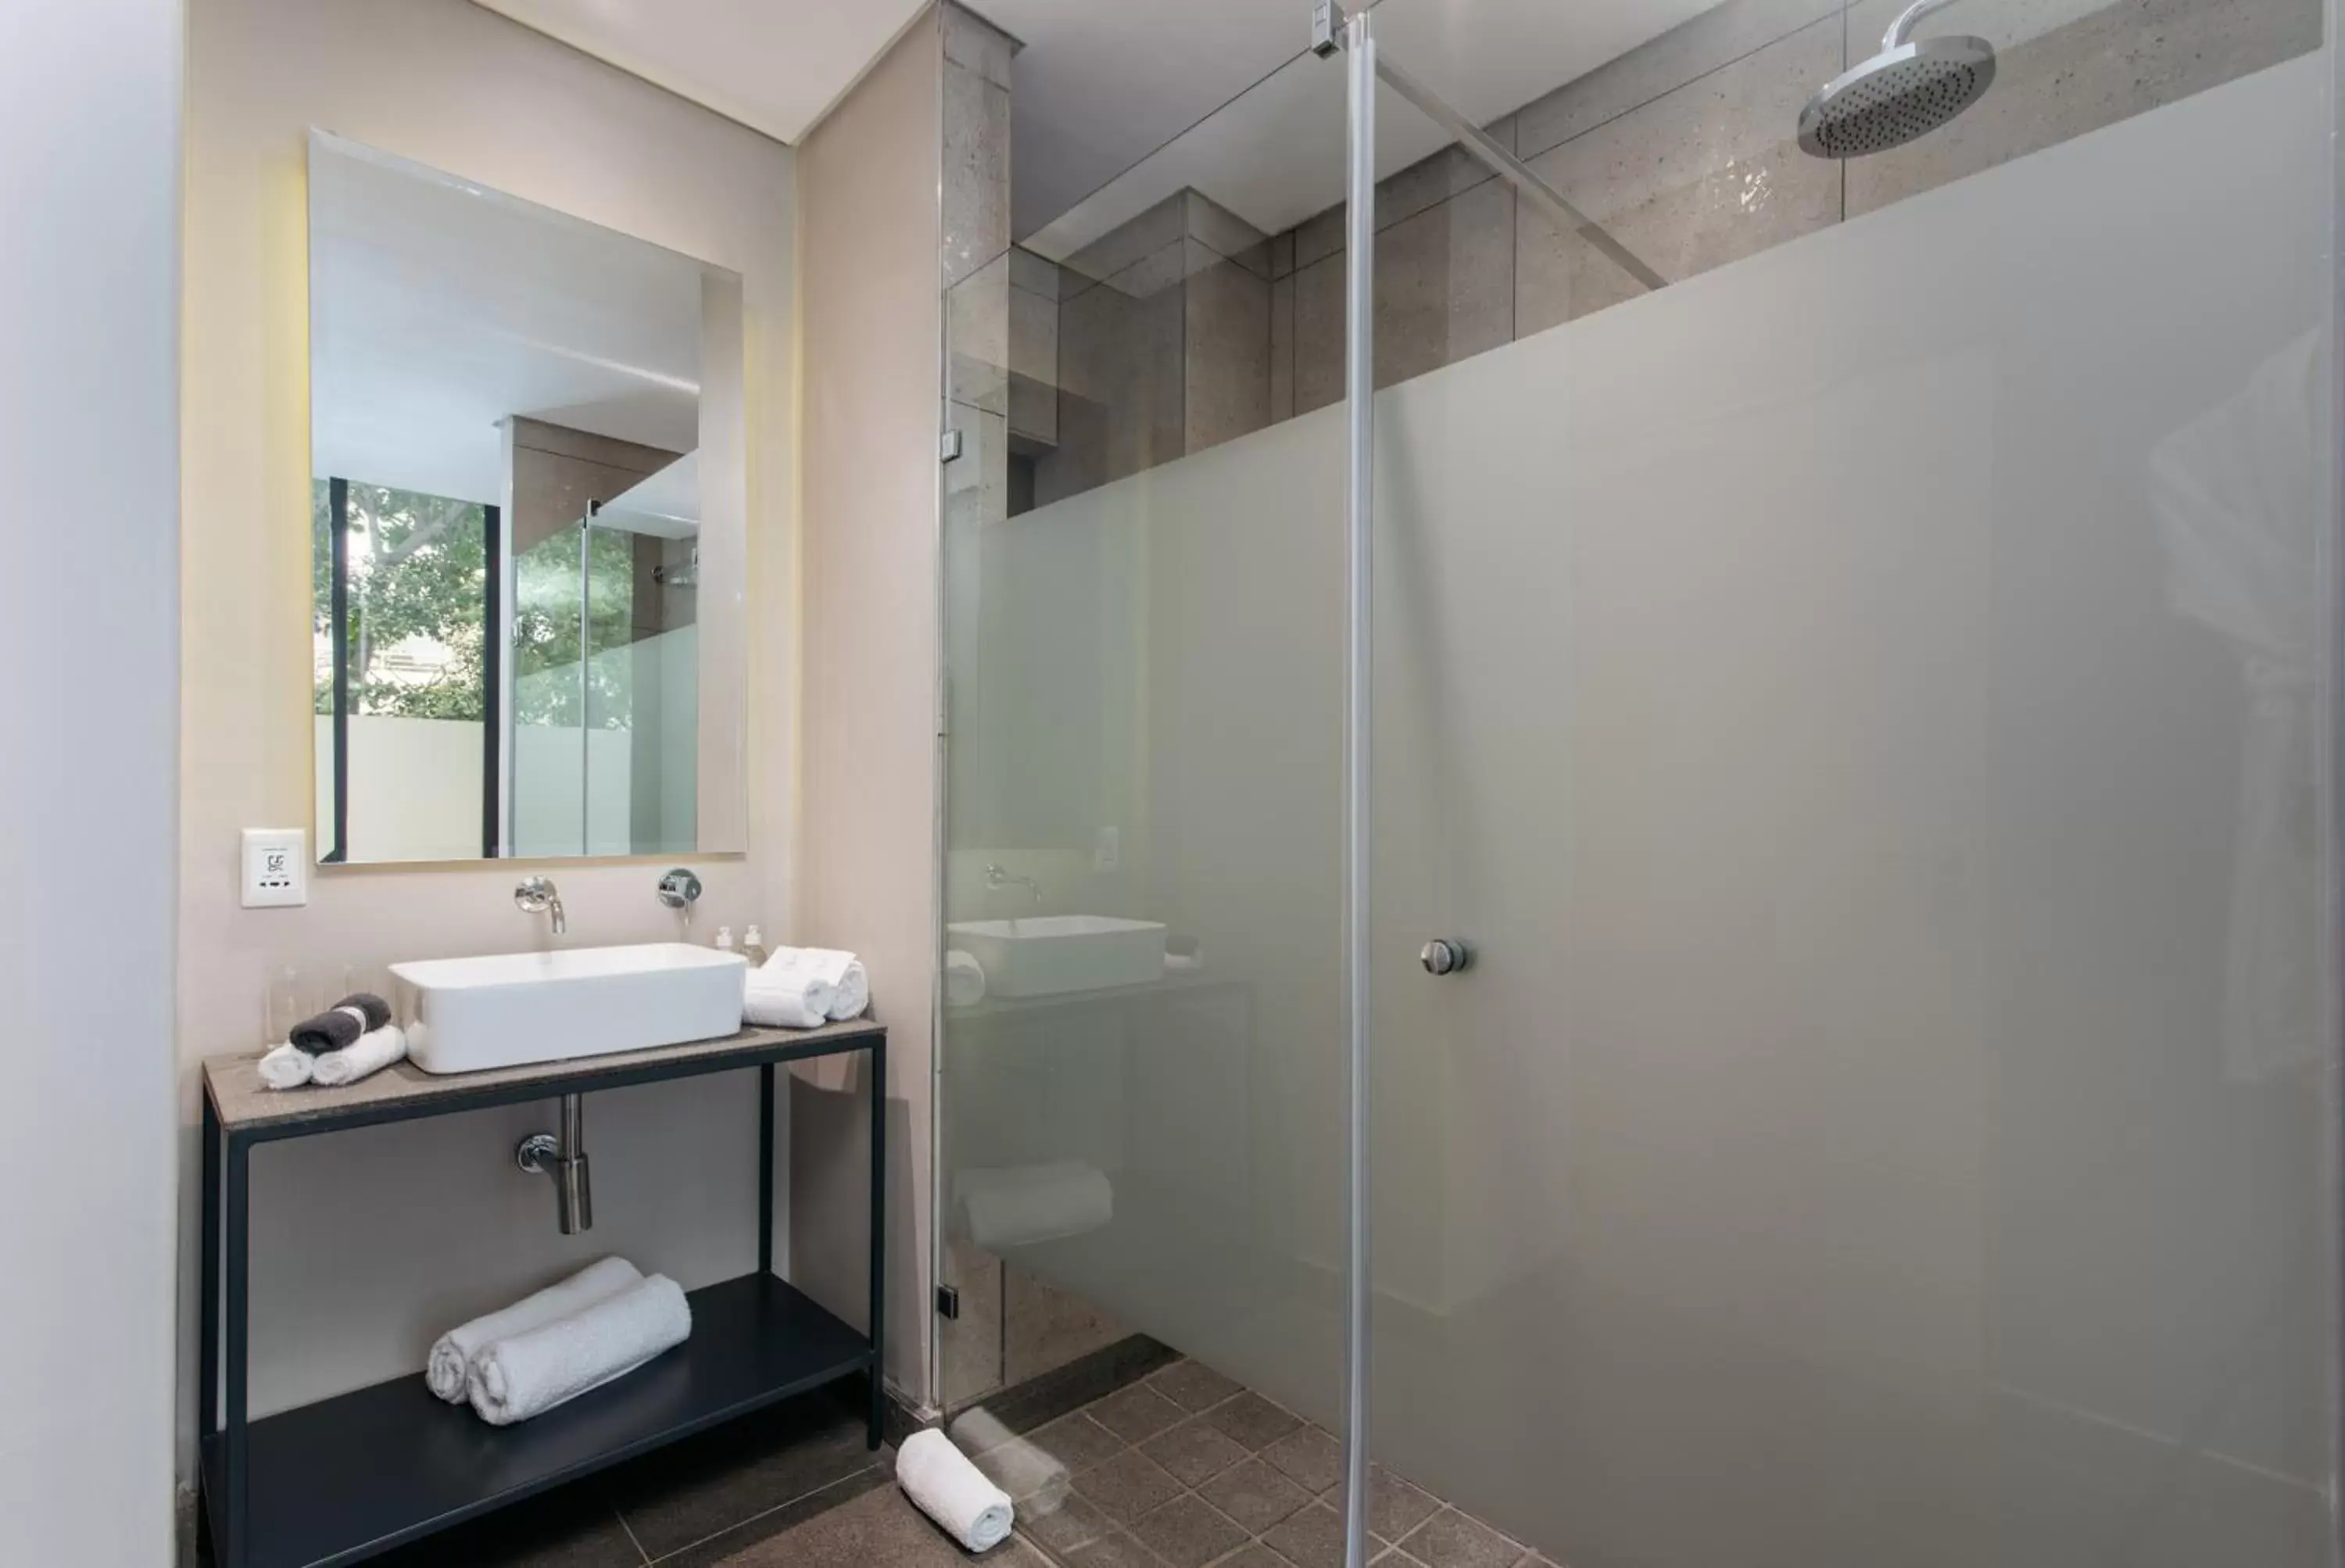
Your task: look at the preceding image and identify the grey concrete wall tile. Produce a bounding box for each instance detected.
[943,58,1011,285]
[1291,251,1344,417]
[1846,0,2319,214]
[1516,16,1842,335]
[1377,144,1498,236]
[1269,274,1295,423]
[1009,273,1058,446]
[1106,236,1192,300]
[1011,245,1062,300]
[1293,202,1348,271]
[1184,252,1272,453]
[1515,0,1843,160]
[1376,177,1517,388]
[1290,172,1516,412]
[948,252,1010,416]
[943,0,1017,90]
[1185,190,1273,274]
[1065,192,1190,288]
[1036,273,1183,506]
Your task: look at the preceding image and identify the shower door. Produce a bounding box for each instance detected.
[1360,0,2338,1564]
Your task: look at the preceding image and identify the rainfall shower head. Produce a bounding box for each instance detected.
[1797,0,1995,159]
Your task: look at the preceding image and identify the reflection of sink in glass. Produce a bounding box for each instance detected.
[391,943,748,1074]
[947,916,1168,997]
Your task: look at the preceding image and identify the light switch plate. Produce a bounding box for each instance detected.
[242,828,307,908]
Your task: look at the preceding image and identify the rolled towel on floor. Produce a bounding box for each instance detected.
[943,950,986,1008]
[744,968,836,1029]
[310,1023,407,1087]
[958,1162,1114,1251]
[897,1428,1014,1553]
[426,1256,643,1403]
[468,1273,692,1427]
[257,1043,313,1091]
[289,992,392,1054]
[764,947,868,1021]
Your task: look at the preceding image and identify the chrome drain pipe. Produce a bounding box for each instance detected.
[516,1094,593,1233]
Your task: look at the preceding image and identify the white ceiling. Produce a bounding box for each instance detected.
[310,134,714,507]
[1023,0,1717,261]
[464,0,1718,243]
[474,0,931,145]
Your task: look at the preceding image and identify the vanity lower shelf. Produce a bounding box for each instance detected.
[198,1022,889,1568]
[200,1273,868,1568]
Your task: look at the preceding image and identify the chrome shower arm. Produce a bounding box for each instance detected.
[1885,0,1967,48]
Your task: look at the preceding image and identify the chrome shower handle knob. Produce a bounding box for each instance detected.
[1420,939,1472,976]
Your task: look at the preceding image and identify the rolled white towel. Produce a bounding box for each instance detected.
[943,950,986,1008]
[310,1023,407,1087]
[468,1273,692,1427]
[257,1043,313,1091]
[745,968,836,1029]
[764,947,868,1021]
[897,1428,1014,1553]
[426,1256,643,1404]
[958,1162,1114,1251]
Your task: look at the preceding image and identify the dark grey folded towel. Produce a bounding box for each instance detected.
[290,992,392,1054]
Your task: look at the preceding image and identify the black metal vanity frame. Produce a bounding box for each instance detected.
[198,1022,886,1568]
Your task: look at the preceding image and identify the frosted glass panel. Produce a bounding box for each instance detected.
[1365,56,2334,1568]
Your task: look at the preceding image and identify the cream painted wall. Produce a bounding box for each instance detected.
[792,10,943,1407]
[180,0,795,1474]
[1,2,181,1560]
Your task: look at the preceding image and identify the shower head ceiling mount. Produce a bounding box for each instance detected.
[1797,0,1996,159]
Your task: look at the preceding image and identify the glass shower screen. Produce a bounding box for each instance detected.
[935,0,2340,1564]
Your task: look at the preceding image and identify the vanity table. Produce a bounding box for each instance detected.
[196,1021,886,1568]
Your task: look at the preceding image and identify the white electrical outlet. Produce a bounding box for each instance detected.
[1094,825,1121,872]
[242,828,308,908]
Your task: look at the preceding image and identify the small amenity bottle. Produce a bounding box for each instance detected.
[742,924,770,967]
[714,925,736,960]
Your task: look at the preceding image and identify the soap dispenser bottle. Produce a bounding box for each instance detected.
[714,925,736,961]
[742,924,770,967]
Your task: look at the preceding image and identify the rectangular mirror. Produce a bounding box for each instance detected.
[307,131,746,863]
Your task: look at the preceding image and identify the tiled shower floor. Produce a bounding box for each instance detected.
[960,1357,1559,1568]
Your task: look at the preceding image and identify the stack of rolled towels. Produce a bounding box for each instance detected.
[428,1257,693,1427]
[258,992,408,1090]
[744,945,871,1030]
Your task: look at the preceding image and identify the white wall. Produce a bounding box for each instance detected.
[0,2,182,1563]
[181,0,796,1467]
[793,12,943,1406]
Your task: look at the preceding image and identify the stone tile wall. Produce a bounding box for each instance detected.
[1033,0,2318,503]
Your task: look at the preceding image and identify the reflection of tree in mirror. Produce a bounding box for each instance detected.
[510,524,637,729]
[311,480,486,720]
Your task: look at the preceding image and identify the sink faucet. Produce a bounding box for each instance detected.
[515,875,566,936]
[656,868,703,936]
[984,863,1043,906]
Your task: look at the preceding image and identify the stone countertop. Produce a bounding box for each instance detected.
[202,1018,885,1137]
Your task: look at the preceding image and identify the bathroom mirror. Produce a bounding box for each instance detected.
[306,132,746,864]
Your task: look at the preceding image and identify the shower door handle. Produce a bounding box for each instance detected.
[1420,939,1472,976]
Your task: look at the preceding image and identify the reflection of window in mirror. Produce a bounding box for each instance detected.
[307,130,746,865]
[311,479,495,865]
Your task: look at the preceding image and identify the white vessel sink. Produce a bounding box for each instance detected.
[947,915,1169,998]
[391,943,748,1075]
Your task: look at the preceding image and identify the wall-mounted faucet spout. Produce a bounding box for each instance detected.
[516,875,567,936]
[516,1094,593,1233]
